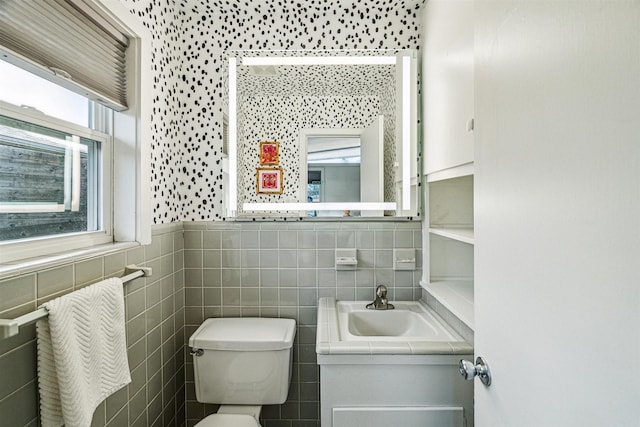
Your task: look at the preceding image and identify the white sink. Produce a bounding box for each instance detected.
[316,297,472,355]
[337,300,460,342]
[345,307,438,337]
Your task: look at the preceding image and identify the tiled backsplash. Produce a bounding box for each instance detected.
[182,220,422,427]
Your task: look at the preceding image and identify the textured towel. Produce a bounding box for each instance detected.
[37,278,131,427]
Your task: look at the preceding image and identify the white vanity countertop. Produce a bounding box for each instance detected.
[316,297,473,356]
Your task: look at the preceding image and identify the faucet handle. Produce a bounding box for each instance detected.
[366,285,394,310]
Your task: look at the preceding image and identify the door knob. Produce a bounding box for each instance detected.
[459,356,491,386]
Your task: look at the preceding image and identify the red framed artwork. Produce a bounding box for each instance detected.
[256,167,283,194]
[260,141,279,165]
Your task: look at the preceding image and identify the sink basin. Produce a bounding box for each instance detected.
[316,297,472,355]
[336,300,461,342]
[346,308,438,337]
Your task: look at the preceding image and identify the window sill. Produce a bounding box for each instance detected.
[0,241,139,281]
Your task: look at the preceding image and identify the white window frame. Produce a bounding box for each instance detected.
[0,0,151,263]
[0,101,113,260]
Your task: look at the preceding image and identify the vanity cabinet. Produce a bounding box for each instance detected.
[319,355,472,427]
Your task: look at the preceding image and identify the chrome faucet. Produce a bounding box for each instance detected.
[366,285,395,310]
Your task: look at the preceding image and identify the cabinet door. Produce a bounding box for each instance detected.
[423,0,474,175]
[333,407,464,427]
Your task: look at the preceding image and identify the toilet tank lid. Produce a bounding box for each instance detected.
[189,317,296,351]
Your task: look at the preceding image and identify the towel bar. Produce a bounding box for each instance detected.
[0,264,152,340]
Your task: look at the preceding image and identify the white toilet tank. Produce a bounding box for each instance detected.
[189,317,296,405]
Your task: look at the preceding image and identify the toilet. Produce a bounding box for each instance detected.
[188,317,296,427]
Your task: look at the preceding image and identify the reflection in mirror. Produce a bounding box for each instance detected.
[306,135,361,217]
[300,119,385,217]
[307,136,360,164]
[226,50,418,218]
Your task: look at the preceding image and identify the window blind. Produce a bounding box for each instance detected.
[0,0,129,111]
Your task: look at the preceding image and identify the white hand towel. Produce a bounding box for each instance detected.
[37,278,131,427]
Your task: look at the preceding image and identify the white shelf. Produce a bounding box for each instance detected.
[426,166,474,333]
[429,227,474,245]
[424,280,474,330]
[426,162,474,183]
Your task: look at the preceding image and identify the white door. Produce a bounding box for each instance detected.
[474,2,640,426]
[359,115,384,216]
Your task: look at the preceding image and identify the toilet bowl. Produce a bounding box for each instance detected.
[194,405,262,427]
[189,318,296,427]
[195,414,259,427]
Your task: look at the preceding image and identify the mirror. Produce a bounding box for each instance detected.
[225,50,419,218]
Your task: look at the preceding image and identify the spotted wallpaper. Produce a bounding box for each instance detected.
[121,0,423,221]
[235,63,397,99]
[237,95,382,213]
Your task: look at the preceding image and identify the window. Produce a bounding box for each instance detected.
[0,0,152,263]
[0,100,110,244]
[0,61,89,127]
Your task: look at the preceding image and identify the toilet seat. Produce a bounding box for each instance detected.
[194,413,261,427]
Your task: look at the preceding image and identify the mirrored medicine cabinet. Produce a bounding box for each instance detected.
[223,49,420,219]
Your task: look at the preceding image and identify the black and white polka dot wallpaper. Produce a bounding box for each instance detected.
[237,94,383,212]
[121,0,423,223]
[235,63,396,99]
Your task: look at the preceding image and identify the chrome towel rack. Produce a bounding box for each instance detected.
[0,264,152,340]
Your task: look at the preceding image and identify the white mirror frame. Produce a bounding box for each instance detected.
[228,52,417,216]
